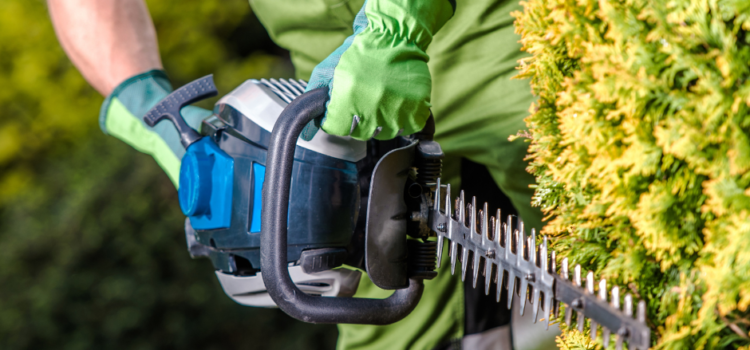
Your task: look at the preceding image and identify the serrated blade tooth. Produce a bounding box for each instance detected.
[544,293,553,330]
[470,197,477,233]
[518,220,526,259]
[489,216,496,242]
[484,260,493,295]
[450,241,458,275]
[445,184,452,218]
[482,202,489,239]
[612,286,620,309]
[638,300,646,323]
[529,229,537,266]
[459,191,465,224]
[517,229,524,261]
[505,215,513,252]
[495,209,502,243]
[532,287,541,324]
[434,178,441,211]
[612,296,632,350]
[562,258,570,325]
[461,247,469,281]
[550,250,556,274]
[496,268,505,303]
[603,329,611,348]
[577,313,585,332]
[507,271,516,309]
[603,330,611,348]
[611,286,620,348]
[472,253,481,288]
[600,279,609,344]
[587,271,596,339]
[625,294,633,316]
[501,223,511,250]
[436,235,445,268]
[541,236,548,273]
[519,277,529,316]
[575,265,583,332]
[553,298,560,319]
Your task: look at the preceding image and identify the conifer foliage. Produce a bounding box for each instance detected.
[514,1,750,348]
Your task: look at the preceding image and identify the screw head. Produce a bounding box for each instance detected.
[617,327,630,337]
[485,249,496,259]
[571,298,583,309]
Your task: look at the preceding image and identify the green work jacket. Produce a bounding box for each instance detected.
[249,0,542,349]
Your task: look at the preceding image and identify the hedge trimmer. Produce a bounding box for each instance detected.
[146,75,651,349]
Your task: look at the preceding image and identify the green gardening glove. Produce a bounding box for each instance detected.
[99,70,212,188]
[302,0,454,141]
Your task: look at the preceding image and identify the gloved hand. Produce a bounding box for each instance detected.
[99,70,211,187]
[302,0,454,141]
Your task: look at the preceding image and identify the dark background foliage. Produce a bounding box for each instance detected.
[0,0,336,348]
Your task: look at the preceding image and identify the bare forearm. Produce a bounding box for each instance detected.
[48,0,162,96]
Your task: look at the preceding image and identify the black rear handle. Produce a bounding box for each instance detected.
[260,88,424,324]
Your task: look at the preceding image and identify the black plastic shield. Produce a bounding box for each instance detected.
[365,141,416,290]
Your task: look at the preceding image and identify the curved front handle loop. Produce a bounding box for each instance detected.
[260,87,424,325]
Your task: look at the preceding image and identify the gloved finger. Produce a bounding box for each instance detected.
[372,105,429,140]
[373,125,401,141]
[347,120,379,141]
[399,113,431,137]
[345,110,381,140]
[318,112,354,137]
[321,112,378,141]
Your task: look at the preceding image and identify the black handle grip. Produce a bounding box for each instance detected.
[261,88,424,325]
[143,75,218,148]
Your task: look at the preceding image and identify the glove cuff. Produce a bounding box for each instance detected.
[365,0,455,50]
[99,69,172,134]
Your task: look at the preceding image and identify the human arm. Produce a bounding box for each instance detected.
[48,0,210,186]
[48,0,162,96]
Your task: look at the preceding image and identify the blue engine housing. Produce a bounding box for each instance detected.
[182,79,366,274]
[178,137,234,229]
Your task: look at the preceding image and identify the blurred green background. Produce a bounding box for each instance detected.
[0,0,338,349]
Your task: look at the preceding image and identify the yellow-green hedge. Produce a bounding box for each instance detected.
[515,1,750,348]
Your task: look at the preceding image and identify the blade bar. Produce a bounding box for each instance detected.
[553,275,650,349]
[427,179,650,349]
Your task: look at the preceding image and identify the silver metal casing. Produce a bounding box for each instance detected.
[216,78,366,162]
